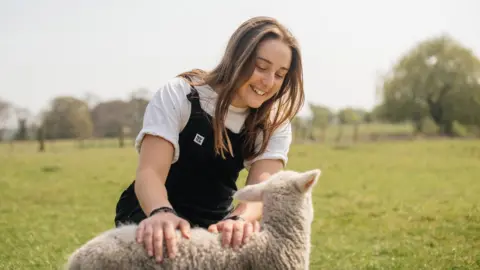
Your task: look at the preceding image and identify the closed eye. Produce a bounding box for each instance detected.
[256,64,286,80]
[256,65,267,71]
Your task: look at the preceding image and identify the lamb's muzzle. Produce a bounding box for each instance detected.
[64,168,321,270]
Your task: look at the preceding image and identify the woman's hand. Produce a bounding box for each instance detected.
[136,212,191,263]
[208,218,261,250]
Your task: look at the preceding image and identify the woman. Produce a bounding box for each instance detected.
[114,16,305,263]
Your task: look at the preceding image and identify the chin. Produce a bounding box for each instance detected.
[247,101,264,109]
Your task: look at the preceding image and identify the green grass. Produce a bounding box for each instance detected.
[1,138,479,269]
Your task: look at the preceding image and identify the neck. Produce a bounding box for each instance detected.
[263,205,311,244]
[260,198,312,266]
[230,93,248,108]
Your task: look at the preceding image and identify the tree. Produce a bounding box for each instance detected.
[43,96,93,140]
[14,107,31,141]
[0,99,11,141]
[128,88,150,138]
[37,124,45,152]
[291,116,310,142]
[377,34,480,136]
[309,103,333,142]
[335,107,362,143]
[90,100,130,138]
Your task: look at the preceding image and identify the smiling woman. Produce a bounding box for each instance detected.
[233,39,292,109]
[113,16,305,263]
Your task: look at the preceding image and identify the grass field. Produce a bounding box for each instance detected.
[1,138,479,269]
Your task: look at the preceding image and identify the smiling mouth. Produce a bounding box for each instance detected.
[250,85,266,96]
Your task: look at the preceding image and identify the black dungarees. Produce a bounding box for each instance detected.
[114,86,248,229]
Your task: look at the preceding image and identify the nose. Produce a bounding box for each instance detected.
[261,72,275,90]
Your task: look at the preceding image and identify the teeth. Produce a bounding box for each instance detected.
[251,86,266,96]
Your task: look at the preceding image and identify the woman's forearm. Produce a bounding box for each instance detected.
[230,159,285,221]
[134,168,172,216]
[229,201,263,221]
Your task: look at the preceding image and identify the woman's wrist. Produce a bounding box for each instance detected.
[223,215,246,222]
[149,206,177,217]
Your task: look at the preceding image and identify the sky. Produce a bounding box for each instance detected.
[1,0,479,123]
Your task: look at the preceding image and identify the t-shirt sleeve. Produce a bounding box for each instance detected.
[134,77,190,163]
[244,120,293,170]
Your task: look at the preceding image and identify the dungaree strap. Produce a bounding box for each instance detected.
[186,86,204,117]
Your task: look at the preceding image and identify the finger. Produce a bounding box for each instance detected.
[253,220,261,232]
[242,222,253,245]
[136,222,145,243]
[216,221,225,231]
[163,222,177,259]
[152,225,164,262]
[143,224,154,257]
[208,224,218,233]
[221,221,234,248]
[232,222,244,249]
[179,220,191,239]
[209,220,226,233]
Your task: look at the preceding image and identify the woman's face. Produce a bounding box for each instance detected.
[232,38,292,109]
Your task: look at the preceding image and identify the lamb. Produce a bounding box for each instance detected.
[64,168,321,270]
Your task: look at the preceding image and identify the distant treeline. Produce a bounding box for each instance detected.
[1,33,479,150]
[0,88,150,143]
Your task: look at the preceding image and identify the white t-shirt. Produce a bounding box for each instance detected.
[135,76,292,170]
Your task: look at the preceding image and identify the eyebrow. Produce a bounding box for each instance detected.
[256,57,289,71]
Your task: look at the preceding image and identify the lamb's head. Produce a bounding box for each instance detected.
[233,169,321,224]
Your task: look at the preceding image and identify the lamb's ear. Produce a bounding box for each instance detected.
[233,181,267,202]
[295,169,321,193]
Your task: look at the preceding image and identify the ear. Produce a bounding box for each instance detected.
[295,169,321,193]
[233,181,267,202]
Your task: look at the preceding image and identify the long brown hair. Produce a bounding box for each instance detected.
[178,16,304,161]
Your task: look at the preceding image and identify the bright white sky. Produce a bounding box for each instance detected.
[1,0,479,121]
